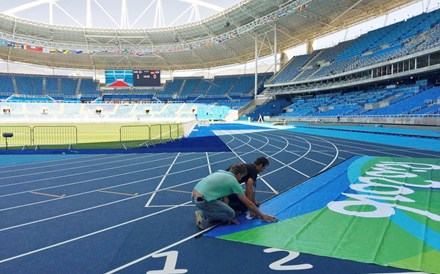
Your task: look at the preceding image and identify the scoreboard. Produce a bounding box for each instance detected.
[105,70,161,87]
[133,70,161,87]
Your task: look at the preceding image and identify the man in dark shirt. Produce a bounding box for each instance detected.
[192,162,276,229]
[225,156,269,217]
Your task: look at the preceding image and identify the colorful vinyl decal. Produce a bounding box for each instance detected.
[207,156,440,273]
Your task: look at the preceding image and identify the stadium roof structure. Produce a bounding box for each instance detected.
[0,0,419,71]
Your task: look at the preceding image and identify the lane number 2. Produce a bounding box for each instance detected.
[264,248,313,271]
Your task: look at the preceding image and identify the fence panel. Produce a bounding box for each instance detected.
[119,125,151,142]
[0,126,32,147]
[33,126,78,146]
[169,123,181,139]
[150,124,163,143]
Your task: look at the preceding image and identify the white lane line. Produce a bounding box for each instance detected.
[262,131,327,166]
[99,190,138,197]
[222,129,312,179]
[0,154,236,212]
[315,137,339,173]
[239,131,314,174]
[0,154,115,174]
[0,154,200,199]
[218,130,279,194]
[0,179,201,233]
[145,153,180,207]
[223,133,253,151]
[271,131,338,158]
[145,204,194,208]
[260,134,315,176]
[286,131,439,158]
[164,189,192,194]
[30,191,66,198]
[0,201,192,265]
[105,224,217,274]
[255,190,276,194]
[0,153,179,190]
[205,152,212,174]
[0,154,155,181]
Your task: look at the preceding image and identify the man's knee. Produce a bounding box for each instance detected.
[227,208,236,219]
[218,207,235,222]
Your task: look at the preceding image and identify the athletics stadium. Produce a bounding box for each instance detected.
[0,0,439,273]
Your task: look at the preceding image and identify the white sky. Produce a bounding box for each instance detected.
[0,0,240,28]
[0,0,439,81]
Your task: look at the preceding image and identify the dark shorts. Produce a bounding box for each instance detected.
[228,194,247,214]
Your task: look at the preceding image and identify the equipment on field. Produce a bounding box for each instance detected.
[2,132,13,151]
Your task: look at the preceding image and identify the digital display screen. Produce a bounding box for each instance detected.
[105,70,133,87]
[105,70,161,87]
[133,70,161,87]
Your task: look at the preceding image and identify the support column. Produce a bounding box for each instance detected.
[255,35,258,99]
[274,23,278,74]
[306,40,313,54]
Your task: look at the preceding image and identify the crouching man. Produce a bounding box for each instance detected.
[192,163,277,230]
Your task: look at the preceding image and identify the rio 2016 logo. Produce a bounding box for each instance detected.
[328,160,440,220]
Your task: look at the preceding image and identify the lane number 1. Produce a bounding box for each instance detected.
[146,251,188,274]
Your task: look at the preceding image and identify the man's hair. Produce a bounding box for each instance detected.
[254,156,269,167]
[229,162,247,176]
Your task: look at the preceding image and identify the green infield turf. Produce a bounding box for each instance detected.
[0,122,185,149]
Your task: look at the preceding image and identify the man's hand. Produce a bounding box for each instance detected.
[261,214,277,222]
[229,218,240,225]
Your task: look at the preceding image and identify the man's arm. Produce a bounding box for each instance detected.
[237,194,277,222]
[245,178,260,206]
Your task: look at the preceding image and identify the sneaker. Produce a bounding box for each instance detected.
[194,210,205,230]
[245,212,256,220]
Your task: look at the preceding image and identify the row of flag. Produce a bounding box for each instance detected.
[0,40,83,54]
[297,4,308,11]
[0,1,310,57]
[0,37,225,56]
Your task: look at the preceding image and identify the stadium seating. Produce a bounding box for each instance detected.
[1,6,440,124]
[269,8,440,84]
[179,78,203,98]
[0,74,15,96]
[363,87,440,116]
[15,75,43,96]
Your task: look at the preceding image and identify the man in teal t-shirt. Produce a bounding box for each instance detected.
[194,170,245,201]
[192,163,277,230]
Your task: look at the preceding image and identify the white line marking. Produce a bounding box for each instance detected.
[0,153,199,199]
[316,137,339,173]
[145,153,180,207]
[0,155,238,212]
[0,154,114,174]
[164,189,192,194]
[99,190,138,197]
[212,129,274,135]
[0,154,154,181]
[30,191,65,198]
[217,130,279,194]
[205,152,212,174]
[0,153,179,190]
[0,201,192,265]
[145,204,195,208]
[255,190,276,194]
[0,179,201,233]
[105,224,217,274]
